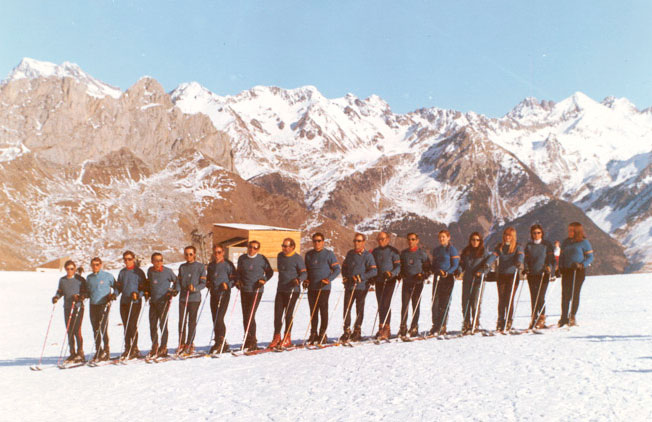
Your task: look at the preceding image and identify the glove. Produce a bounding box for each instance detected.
[72,294,81,302]
[415,273,424,283]
[555,268,561,278]
[165,290,173,300]
[439,270,448,277]
[367,278,376,287]
[234,280,242,290]
[320,278,330,286]
[131,292,138,301]
[220,282,228,291]
[108,293,117,301]
[302,279,310,289]
[291,278,300,287]
[572,262,584,271]
[171,289,179,297]
[52,296,59,304]
[189,284,195,292]
[256,279,266,288]
[516,263,524,272]
[544,265,552,275]
[342,277,349,285]
[453,269,461,278]
[144,291,151,300]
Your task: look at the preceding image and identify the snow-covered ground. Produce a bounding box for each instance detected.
[1,270,651,421]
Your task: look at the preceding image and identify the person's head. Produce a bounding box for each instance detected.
[184,245,196,263]
[467,232,484,257]
[213,244,225,261]
[530,224,544,241]
[123,250,135,268]
[407,233,419,248]
[554,240,560,248]
[151,252,163,270]
[502,227,517,253]
[312,232,325,251]
[353,233,366,251]
[281,238,296,255]
[90,257,102,273]
[438,230,451,246]
[376,231,390,248]
[64,260,76,277]
[568,222,585,242]
[247,240,260,256]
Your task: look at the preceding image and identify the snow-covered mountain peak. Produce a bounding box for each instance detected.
[3,57,122,99]
[601,96,639,113]
[505,96,554,122]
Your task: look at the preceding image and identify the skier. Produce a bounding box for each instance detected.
[524,225,556,329]
[558,222,594,327]
[175,245,207,355]
[487,227,524,331]
[116,250,147,359]
[399,233,431,337]
[270,238,307,349]
[235,240,273,351]
[429,230,460,335]
[340,233,377,341]
[304,232,341,344]
[85,257,116,361]
[458,232,491,333]
[52,260,87,363]
[371,231,401,340]
[206,244,236,353]
[145,252,177,358]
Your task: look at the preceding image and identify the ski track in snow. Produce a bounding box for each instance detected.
[1,271,651,421]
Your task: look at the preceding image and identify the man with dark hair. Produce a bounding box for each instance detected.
[116,250,147,359]
[304,232,341,344]
[146,253,177,358]
[175,245,207,356]
[341,233,377,341]
[85,257,116,361]
[236,240,274,351]
[399,233,431,337]
[52,260,88,364]
[207,244,236,354]
[371,232,401,340]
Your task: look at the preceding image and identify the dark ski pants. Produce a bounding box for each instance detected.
[400,282,423,330]
[178,300,200,346]
[496,273,519,327]
[560,269,585,321]
[64,305,84,354]
[527,273,550,321]
[120,301,141,352]
[375,280,397,326]
[274,291,299,336]
[432,275,455,331]
[149,300,170,348]
[343,288,368,330]
[240,290,263,341]
[307,289,330,336]
[89,304,110,352]
[461,278,482,326]
[210,290,231,341]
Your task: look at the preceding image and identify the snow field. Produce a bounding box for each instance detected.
[1,271,651,421]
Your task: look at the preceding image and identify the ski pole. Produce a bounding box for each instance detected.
[410,280,428,334]
[368,278,385,339]
[318,288,344,346]
[503,271,519,331]
[376,280,400,337]
[218,289,239,354]
[569,269,577,321]
[438,279,456,335]
[207,292,224,348]
[239,288,261,352]
[398,283,417,339]
[33,303,57,370]
[471,273,486,334]
[118,299,134,359]
[91,303,111,359]
[189,288,210,345]
[57,299,78,366]
[282,288,305,346]
[158,296,173,349]
[125,299,146,360]
[302,287,323,346]
[509,277,526,330]
[339,276,359,340]
[530,272,546,328]
[177,290,190,352]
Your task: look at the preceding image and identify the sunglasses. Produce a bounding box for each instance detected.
[312,239,324,243]
[184,252,194,256]
[471,238,480,242]
[533,231,542,234]
[91,263,101,267]
[153,258,163,262]
[248,245,259,250]
[65,267,75,271]
[407,238,417,241]
[281,244,292,248]
[214,250,224,254]
[354,239,364,243]
[124,257,134,261]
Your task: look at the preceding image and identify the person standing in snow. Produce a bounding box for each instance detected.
[52,260,87,363]
[524,225,556,329]
[116,250,147,359]
[236,240,273,351]
[175,245,207,355]
[269,238,307,349]
[487,227,524,331]
[85,257,116,361]
[429,230,460,336]
[371,232,401,340]
[459,232,491,333]
[145,252,177,358]
[399,233,431,337]
[340,233,377,341]
[304,232,341,344]
[206,244,236,354]
[558,222,594,327]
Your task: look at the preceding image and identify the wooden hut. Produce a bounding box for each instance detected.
[212,223,301,270]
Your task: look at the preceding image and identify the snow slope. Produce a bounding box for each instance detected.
[1,270,651,421]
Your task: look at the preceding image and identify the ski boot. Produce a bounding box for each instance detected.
[281,334,293,348]
[129,348,142,360]
[339,327,352,342]
[156,347,169,358]
[428,326,437,336]
[269,334,282,349]
[147,343,158,359]
[535,315,546,329]
[379,324,391,340]
[73,349,85,363]
[398,325,408,337]
[184,343,195,356]
[308,332,319,345]
[351,327,362,342]
[100,347,110,361]
[557,318,569,327]
[462,322,472,335]
[569,315,577,327]
[214,337,230,353]
[408,327,419,337]
[245,336,259,352]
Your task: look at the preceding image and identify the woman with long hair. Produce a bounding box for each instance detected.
[558,222,594,327]
[459,232,491,333]
[524,224,556,329]
[488,227,524,331]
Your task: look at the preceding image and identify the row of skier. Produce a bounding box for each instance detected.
[49,221,594,364]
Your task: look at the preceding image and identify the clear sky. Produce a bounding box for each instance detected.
[1,0,651,116]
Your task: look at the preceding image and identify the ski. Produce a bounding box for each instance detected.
[57,362,87,370]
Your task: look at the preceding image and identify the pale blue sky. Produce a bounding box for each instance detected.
[1,0,651,116]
